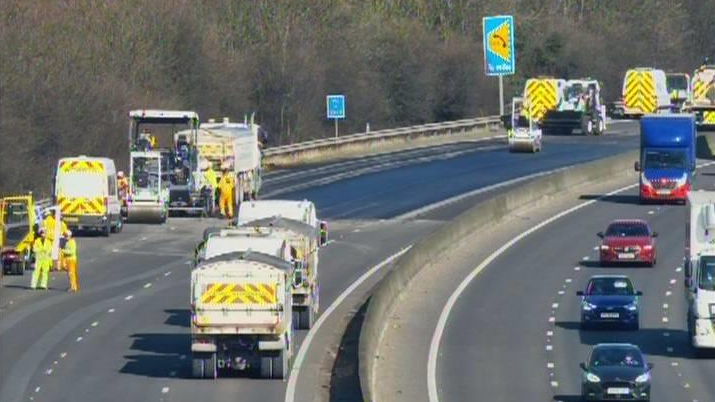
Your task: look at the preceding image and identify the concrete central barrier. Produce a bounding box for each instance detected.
[358,150,639,401]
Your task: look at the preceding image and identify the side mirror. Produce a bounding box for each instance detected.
[579,362,588,371]
[636,290,643,296]
[576,290,585,296]
[651,232,659,238]
[597,232,605,238]
[319,220,329,247]
[634,161,641,172]
[647,362,654,370]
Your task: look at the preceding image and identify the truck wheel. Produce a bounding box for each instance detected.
[272,350,288,379]
[192,357,205,378]
[205,353,217,379]
[102,221,111,237]
[259,355,273,379]
[298,306,315,330]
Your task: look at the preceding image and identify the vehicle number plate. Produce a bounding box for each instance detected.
[64,216,78,223]
[618,253,635,259]
[607,387,630,395]
[600,312,620,318]
[657,189,671,195]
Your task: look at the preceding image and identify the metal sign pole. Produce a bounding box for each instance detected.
[334,119,339,139]
[499,75,505,116]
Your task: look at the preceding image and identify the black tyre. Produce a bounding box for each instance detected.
[272,350,288,379]
[298,306,315,330]
[102,221,111,237]
[191,357,204,378]
[15,261,25,276]
[111,216,123,233]
[205,353,217,379]
[259,355,273,379]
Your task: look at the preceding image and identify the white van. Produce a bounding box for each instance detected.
[54,156,123,236]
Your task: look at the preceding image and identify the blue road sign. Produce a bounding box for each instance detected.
[326,95,346,119]
[483,15,515,76]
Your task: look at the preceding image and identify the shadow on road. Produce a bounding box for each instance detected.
[578,194,640,205]
[164,309,190,328]
[328,299,368,402]
[552,395,583,402]
[578,259,654,269]
[120,333,189,378]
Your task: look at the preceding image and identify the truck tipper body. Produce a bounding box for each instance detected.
[237,200,328,329]
[190,251,294,379]
[635,114,696,203]
[685,192,715,351]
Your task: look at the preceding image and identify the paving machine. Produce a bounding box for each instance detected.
[125,151,168,223]
[0,194,37,275]
[128,110,211,216]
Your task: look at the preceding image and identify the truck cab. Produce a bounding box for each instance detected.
[685,192,715,351]
[634,114,696,203]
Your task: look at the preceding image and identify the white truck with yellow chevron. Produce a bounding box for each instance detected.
[621,68,671,118]
[237,200,329,329]
[191,232,294,379]
[683,64,715,127]
[523,78,605,135]
[53,156,123,236]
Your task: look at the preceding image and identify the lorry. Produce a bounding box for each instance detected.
[621,68,671,118]
[124,151,168,223]
[236,200,328,329]
[523,78,605,135]
[191,231,294,379]
[54,156,123,235]
[666,72,692,111]
[634,114,696,203]
[128,110,212,216]
[176,116,263,204]
[0,194,37,275]
[506,97,542,153]
[684,191,715,352]
[683,65,715,127]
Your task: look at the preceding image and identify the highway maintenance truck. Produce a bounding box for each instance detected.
[128,110,211,217]
[54,156,123,235]
[0,194,36,275]
[506,97,542,153]
[683,64,715,128]
[621,68,671,118]
[124,151,168,223]
[191,230,294,379]
[684,191,715,352]
[634,114,696,203]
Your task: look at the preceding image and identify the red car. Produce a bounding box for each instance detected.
[598,220,657,267]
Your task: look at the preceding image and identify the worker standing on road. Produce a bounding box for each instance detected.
[30,229,52,290]
[62,231,79,292]
[42,211,67,270]
[118,171,129,199]
[218,168,235,219]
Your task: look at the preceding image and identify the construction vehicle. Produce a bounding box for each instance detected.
[125,151,168,223]
[506,97,542,153]
[683,65,715,128]
[666,72,692,111]
[523,78,605,135]
[237,200,328,329]
[177,116,263,205]
[0,194,37,275]
[684,191,715,352]
[634,114,696,203]
[621,68,671,118]
[191,230,294,379]
[128,110,211,216]
[54,156,123,236]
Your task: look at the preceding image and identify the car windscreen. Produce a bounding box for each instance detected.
[586,278,635,296]
[605,223,649,237]
[699,256,715,291]
[644,150,686,169]
[590,347,644,368]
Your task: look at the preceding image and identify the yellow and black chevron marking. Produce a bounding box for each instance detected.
[693,80,713,102]
[59,160,105,174]
[201,283,277,305]
[525,79,557,122]
[624,71,656,114]
[57,195,106,216]
[704,111,715,125]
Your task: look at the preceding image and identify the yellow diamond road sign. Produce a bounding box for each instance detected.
[488,21,511,62]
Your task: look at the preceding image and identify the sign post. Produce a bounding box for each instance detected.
[326,95,346,139]
[482,15,516,115]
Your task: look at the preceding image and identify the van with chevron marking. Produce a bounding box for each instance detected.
[621,68,670,118]
[53,156,123,236]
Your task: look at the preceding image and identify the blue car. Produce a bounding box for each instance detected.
[577,275,642,330]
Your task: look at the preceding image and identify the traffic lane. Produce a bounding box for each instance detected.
[281,129,639,221]
[21,219,442,402]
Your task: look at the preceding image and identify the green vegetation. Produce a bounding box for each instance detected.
[1,0,712,193]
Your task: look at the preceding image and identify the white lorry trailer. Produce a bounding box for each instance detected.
[685,192,715,352]
[191,236,294,379]
[237,200,328,329]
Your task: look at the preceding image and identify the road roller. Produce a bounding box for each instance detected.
[507,97,542,153]
[125,151,168,223]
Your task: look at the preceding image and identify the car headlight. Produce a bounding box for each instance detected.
[626,302,638,311]
[582,302,597,311]
[586,372,601,383]
[635,372,650,383]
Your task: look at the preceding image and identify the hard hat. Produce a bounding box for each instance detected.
[38,228,45,234]
[118,171,124,177]
[65,230,72,238]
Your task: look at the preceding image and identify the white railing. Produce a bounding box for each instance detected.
[264,116,502,158]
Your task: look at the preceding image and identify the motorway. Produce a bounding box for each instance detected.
[1,123,638,402]
[436,163,715,400]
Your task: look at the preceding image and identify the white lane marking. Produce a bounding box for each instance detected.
[663,317,670,323]
[547,362,555,369]
[574,266,581,271]
[76,337,83,342]
[548,316,556,323]
[551,303,559,309]
[141,237,147,241]
[112,249,119,253]
[546,331,553,337]
[666,291,672,297]
[45,369,52,375]
[648,210,654,215]
[284,246,411,402]
[60,352,67,359]
[676,266,682,272]
[550,381,559,388]
[125,295,134,301]
[108,308,115,313]
[427,182,637,402]
[546,345,553,351]
[663,332,671,337]
[670,279,677,285]
[91,321,98,327]
[564,278,572,283]
[663,303,669,309]
[164,271,171,276]
[144,283,152,289]
[582,256,590,261]
[557,290,565,295]
[35,387,40,393]
[161,387,169,394]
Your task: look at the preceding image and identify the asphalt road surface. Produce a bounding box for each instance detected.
[1,123,639,402]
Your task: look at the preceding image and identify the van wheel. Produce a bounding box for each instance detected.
[102,221,111,237]
[111,216,123,233]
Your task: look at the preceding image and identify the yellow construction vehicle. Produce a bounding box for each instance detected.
[0,194,37,275]
[683,64,715,128]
